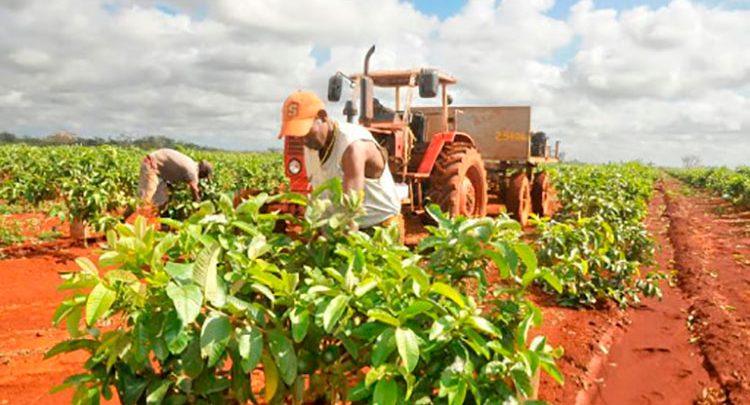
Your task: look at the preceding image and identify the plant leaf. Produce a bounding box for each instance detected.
[200,313,231,367]
[373,378,397,405]
[449,379,468,405]
[430,283,465,308]
[290,308,310,343]
[354,279,378,297]
[514,244,538,271]
[166,283,202,326]
[85,283,116,326]
[469,316,501,337]
[193,242,225,307]
[146,380,170,405]
[238,326,263,373]
[75,257,98,276]
[371,328,396,367]
[395,327,420,373]
[181,337,203,378]
[267,329,298,386]
[368,309,400,327]
[541,268,563,293]
[323,295,349,333]
[398,300,433,322]
[262,352,279,402]
[165,262,193,284]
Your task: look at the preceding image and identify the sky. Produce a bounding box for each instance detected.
[0,0,748,166]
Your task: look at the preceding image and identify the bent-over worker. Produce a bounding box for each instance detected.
[278,90,404,242]
[139,148,213,208]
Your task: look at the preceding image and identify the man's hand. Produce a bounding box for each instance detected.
[189,180,201,202]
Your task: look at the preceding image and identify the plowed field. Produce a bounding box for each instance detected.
[2,178,749,404]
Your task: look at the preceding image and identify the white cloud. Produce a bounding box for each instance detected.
[9,48,52,70]
[568,0,750,98]
[428,0,571,103]
[553,0,750,165]
[0,90,26,107]
[210,0,435,45]
[0,0,747,165]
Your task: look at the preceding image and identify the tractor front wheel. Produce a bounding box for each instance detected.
[427,142,488,217]
[506,172,532,226]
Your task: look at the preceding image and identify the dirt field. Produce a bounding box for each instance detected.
[1,179,749,404]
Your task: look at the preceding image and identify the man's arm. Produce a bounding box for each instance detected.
[341,142,368,193]
[342,140,387,192]
[189,180,201,202]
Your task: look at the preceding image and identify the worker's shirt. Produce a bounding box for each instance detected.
[148,149,199,184]
[305,121,402,228]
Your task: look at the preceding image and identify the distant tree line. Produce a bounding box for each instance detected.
[0,130,217,151]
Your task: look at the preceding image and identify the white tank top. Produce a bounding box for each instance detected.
[305,121,402,228]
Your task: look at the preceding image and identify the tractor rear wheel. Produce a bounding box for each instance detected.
[531,171,554,217]
[506,172,531,226]
[427,142,487,217]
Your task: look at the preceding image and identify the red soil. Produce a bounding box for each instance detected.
[0,212,99,260]
[662,179,750,403]
[1,212,64,238]
[0,246,117,404]
[532,292,624,404]
[584,181,713,404]
[0,212,66,246]
[2,179,750,404]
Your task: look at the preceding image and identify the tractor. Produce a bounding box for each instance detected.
[281,45,559,226]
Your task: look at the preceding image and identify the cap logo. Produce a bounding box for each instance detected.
[286,102,299,118]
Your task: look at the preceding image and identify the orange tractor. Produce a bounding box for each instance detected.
[282,46,560,225]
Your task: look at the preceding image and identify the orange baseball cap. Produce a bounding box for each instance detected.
[278,90,326,139]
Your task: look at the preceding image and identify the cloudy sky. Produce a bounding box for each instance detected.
[1,0,748,166]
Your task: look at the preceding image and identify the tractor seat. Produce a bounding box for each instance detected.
[409,111,426,144]
[372,98,397,123]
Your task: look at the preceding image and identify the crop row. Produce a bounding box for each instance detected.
[533,163,664,307]
[0,145,285,230]
[667,166,750,208]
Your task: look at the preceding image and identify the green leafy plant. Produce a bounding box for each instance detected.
[532,215,663,307]
[54,146,140,232]
[38,229,63,241]
[0,218,25,247]
[668,166,750,208]
[47,180,562,405]
[532,163,665,307]
[0,144,286,232]
[160,179,223,221]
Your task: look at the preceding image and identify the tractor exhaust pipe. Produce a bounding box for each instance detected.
[364,45,375,75]
[360,45,376,125]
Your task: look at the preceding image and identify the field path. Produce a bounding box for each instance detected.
[663,179,750,403]
[582,180,714,404]
[580,179,750,404]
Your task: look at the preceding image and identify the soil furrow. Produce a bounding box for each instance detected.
[584,181,712,405]
[664,180,750,404]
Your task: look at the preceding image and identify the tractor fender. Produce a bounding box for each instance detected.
[416,131,475,175]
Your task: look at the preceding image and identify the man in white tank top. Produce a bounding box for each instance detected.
[278,90,404,242]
